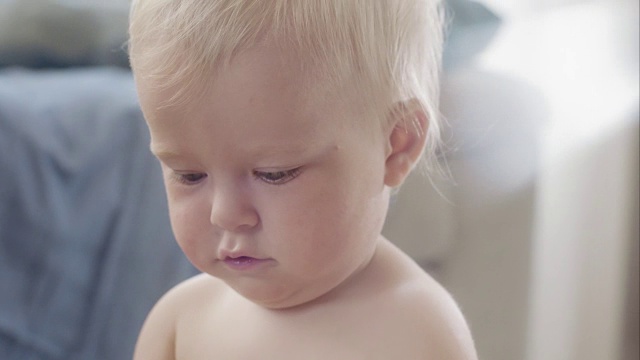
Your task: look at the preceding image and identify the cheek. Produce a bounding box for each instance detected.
[169,203,195,243]
[168,203,197,255]
[262,171,386,263]
[313,160,388,254]
[166,191,213,260]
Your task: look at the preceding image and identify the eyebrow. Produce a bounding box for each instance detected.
[149,144,183,160]
[150,142,324,161]
[247,143,314,158]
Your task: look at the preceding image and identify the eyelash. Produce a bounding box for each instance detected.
[170,172,207,186]
[253,167,302,185]
[169,167,302,186]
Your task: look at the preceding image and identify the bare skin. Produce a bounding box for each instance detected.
[135,238,476,360]
[132,40,477,360]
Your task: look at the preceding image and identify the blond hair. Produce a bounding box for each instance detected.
[128,0,444,169]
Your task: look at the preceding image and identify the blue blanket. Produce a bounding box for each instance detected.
[0,67,197,360]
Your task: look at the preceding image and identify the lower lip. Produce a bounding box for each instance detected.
[223,257,272,271]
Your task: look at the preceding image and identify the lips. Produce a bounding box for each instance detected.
[225,256,258,266]
[222,255,273,271]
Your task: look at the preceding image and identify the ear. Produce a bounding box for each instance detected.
[383,100,428,188]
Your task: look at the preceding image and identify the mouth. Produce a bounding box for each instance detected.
[222,256,273,271]
[225,256,258,265]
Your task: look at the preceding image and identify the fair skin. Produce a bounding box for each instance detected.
[133,42,477,359]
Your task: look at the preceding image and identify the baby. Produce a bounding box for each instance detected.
[128,0,477,359]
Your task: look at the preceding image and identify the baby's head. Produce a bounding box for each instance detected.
[129,0,444,168]
[128,0,444,309]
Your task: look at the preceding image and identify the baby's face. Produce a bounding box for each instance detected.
[135,44,391,309]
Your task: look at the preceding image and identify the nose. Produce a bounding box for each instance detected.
[209,182,259,232]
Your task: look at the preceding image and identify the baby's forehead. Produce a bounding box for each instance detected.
[136,42,365,121]
[140,49,384,160]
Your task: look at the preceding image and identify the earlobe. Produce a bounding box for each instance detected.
[383,100,428,188]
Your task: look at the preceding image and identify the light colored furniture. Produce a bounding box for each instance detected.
[385,3,639,360]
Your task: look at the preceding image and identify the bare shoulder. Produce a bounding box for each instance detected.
[133,273,224,360]
[401,276,478,359]
[371,239,478,359]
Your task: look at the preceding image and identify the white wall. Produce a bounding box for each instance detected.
[480,0,632,18]
[456,2,639,359]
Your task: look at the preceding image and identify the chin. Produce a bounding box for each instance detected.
[229,277,342,310]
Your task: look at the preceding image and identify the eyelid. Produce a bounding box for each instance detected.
[253,167,302,185]
[168,171,207,186]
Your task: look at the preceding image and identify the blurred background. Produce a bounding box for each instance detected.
[0,0,637,359]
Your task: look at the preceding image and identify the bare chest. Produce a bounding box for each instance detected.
[173,306,413,360]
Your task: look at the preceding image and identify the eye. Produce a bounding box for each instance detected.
[170,172,207,185]
[253,167,302,185]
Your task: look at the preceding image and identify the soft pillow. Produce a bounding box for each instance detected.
[0,0,130,68]
[0,0,500,69]
[444,0,502,69]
